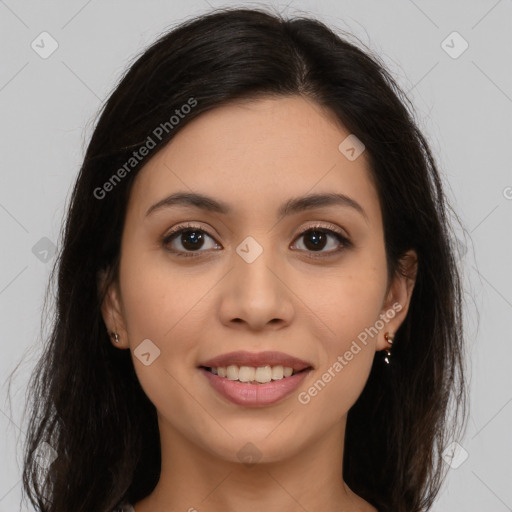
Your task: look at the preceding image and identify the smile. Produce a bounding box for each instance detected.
[200,366,312,407]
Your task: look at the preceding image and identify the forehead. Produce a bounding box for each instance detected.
[128,95,380,223]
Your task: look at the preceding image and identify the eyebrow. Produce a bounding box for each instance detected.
[145,191,368,221]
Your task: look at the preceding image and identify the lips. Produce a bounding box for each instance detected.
[198,350,313,372]
[199,367,313,407]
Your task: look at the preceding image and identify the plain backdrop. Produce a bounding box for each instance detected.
[1,0,511,510]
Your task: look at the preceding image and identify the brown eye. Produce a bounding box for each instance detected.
[291,226,351,256]
[162,223,351,259]
[174,229,206,251]
[163,225,221,257]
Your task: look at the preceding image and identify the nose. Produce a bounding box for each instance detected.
[217,240,294,332]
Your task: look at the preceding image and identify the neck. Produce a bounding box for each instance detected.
[134,413,376,512]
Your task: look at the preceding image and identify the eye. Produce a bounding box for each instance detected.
[162,223,220,257]
[162,222,352,258]
[291,224,351,257]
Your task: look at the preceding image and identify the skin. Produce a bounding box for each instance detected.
[101,95,417,512]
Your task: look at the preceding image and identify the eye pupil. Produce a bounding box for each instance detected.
[304,230,327,251]
[181,230,205,250]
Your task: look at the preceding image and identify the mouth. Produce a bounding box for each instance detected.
[199,365,313,407]
[197,350,314,406]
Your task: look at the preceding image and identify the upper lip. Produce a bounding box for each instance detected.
[199,350,313,371]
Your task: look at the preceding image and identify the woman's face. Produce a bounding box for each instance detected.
[102,95,415,464]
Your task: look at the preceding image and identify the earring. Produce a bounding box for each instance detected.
[384,332,394,364]
[110,331,120,343]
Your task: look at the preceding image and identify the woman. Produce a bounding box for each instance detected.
[22,7,467,512]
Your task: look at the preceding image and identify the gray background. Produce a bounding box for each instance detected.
[1,0,511,510]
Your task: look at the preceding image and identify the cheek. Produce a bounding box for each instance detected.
[297,255,387,347]
[293,256,387,407]
[118,245,219,397]
[119,242,208,346]
[118,258,204,421]
[295,287,384,428]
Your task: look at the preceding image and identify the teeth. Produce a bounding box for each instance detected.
[255,366,272,383]
[271,365,284,380]
[211,364,298,384]
[238,365,255,382]
[283,366,293,377]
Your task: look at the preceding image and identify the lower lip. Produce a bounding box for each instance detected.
[200,367,312,407]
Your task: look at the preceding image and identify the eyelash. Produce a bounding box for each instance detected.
[162,222,352,259]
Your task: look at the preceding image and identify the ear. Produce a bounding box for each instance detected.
[375,249,418,352]
[97,268,129,349]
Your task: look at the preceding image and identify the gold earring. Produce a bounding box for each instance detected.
[384,332,394,364]
[110,331,120,343]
